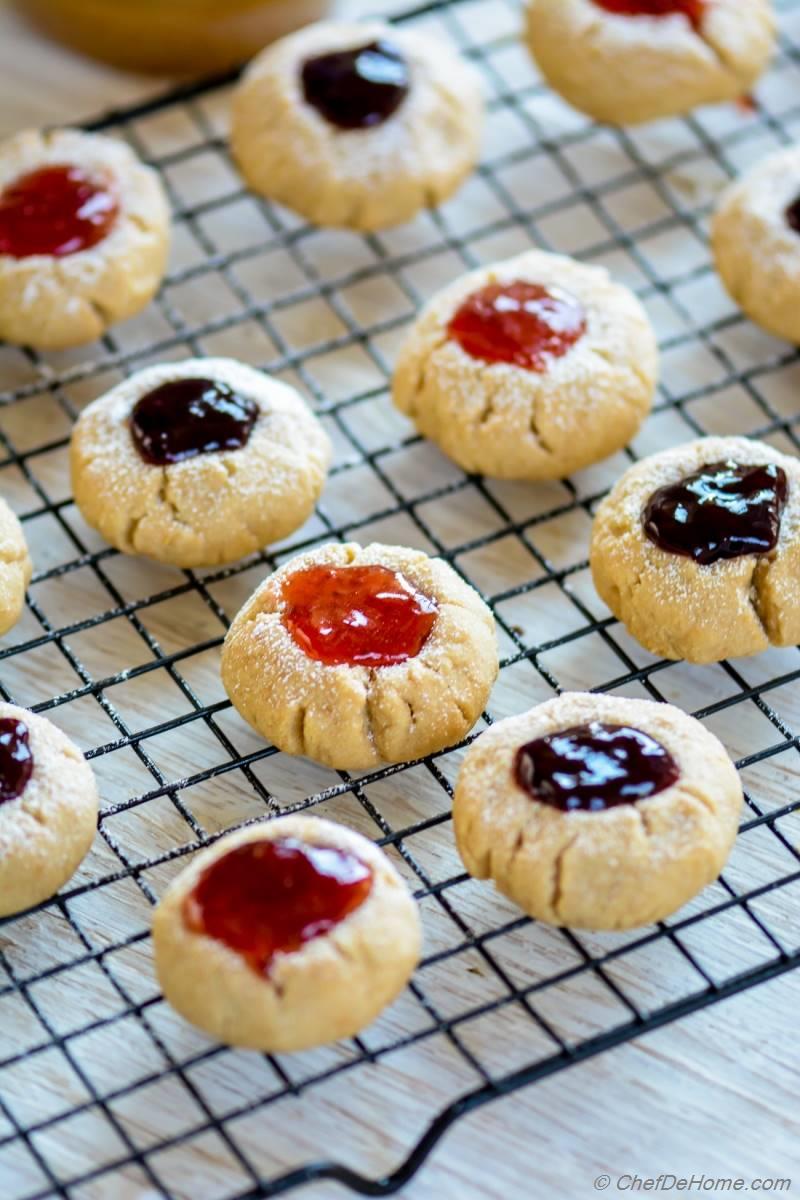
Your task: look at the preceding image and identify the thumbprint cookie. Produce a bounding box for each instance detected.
[453,692,742,930]
[0,128,169,349]
[713,144,800,346]
[153,816,421,1051]
[0,703,98,917]
[525,0,775,126]
[590,436,800,663]
[392,248,657,480]
[231,21,483,230]
[0,498,31,637]
[70,357,331,569]
[221,541,498,770]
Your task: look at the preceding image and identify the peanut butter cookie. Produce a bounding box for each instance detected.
[590,436,800,663]
[0,127,169,349]
[153,816,421,1051]
[713,144,800,345]
[453,692,742,930]
[221,541,498,770]
[0,703,98,917]
[0,499,31,637]
[70,357,331,569]
[392,248,657,480]
[526,0,775,126]
[231,21,483,230]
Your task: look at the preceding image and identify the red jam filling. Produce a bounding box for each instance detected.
[0,718,34,805]
[183,837,373,975]
[0,164,119,259]
[281,563,438,667]
[643,461,788,566]
[514,721,680,813]
[130,378,259,466]
[447,281,587,373]
[592,0,705,30]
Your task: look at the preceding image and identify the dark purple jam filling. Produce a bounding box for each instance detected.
[130,378,258,466]
[643,460,787,567]
[0,718,33,805]
[514,721,680,813]
[785,195,800,235]
[301,40,409,130]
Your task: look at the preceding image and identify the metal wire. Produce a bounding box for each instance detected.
[1,0,799,1195]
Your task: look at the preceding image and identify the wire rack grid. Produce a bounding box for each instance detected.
[0,0,799,1196]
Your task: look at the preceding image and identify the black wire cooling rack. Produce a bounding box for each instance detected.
[1,0,800,1196]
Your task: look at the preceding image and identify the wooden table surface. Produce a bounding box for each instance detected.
[0,5,798,1199]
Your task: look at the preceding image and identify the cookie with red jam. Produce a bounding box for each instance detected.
[392,249,657,481]
[221,541,498,770]
[525,0,775,126]
[0,127,169,349]
[153,816,421,1051]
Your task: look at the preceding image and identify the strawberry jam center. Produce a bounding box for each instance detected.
[447,281,587,372]
[0,718,34,805]
[281,563,438,667]
[183,837,373,975]
[515,721,680,812]
[0,164,119,259]
[130,378,259,466]
[592,0,705,29]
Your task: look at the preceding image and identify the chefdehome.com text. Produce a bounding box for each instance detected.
[593,1175,792,1193]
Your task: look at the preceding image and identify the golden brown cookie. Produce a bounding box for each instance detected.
[453,692,742,930]
[525,0,775,126]
[70,357,331,569]
[0,499,31,637]
[0,128,170,350]
[590,436,800,664]
[712,144,800,345]
[221,541,498,771]
[392,248,657,481]
[0,703,98,917]
[153,816,421,1051]
[231,21,483,231]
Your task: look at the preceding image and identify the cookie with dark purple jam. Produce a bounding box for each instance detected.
[591,438,800,664]
[453,692,743,930]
